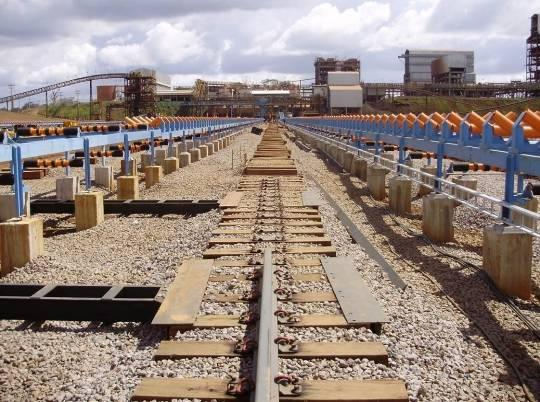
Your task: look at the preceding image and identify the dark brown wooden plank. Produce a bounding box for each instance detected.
[208,273,323,282]
[203,247,252,258]
[193,314,351,328]
[282,380,408,401]
[154,340,388,363]
[204,291,336,303]
[132,378,407,401]
[131,378,237,401]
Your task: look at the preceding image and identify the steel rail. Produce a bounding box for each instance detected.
[289,124,540,238]
[253,248,279,402]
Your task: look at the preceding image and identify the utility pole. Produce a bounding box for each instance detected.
[8,84,15,111]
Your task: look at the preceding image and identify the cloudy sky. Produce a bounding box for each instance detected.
[0,0,538,100]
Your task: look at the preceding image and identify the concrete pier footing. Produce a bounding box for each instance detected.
[0,217,44,276]
[389,176,412,215]
[422,194,454,242]
[483,224,532,299]
[75,191,104,231]
[367,164,388,201]
[117,176,139,200]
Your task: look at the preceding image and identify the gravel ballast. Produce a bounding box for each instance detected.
[1,128,537,402]
[0,131,261,401]
[287,136,538,401]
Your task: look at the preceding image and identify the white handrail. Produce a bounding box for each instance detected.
[291,125,540,238]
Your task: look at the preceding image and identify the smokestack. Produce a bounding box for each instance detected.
[531,14,539,37]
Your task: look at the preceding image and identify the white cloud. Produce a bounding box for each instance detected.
[248,2,393,55]
[0,41,97,87]
[98,22,207,68]
[0,0,536,98]
[106,34,133,46]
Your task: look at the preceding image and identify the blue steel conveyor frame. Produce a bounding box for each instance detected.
[1,118,262,215]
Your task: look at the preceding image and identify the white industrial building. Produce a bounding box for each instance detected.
[399,49,475,84]
[326,71,363,113]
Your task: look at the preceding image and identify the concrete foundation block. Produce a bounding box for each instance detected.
[0,192,30,222]
[483,224,532,299]
[206,143,215,155]
[94,166,114,191]
[117,176,139,200]
[145,166,162,189]
[164,157,179,174]
[140,153,152,172]
[336,148,346,167]
[75,191,104,232]
[451,176,478,206]
[120,158,137,177]
[155,149,168,167]
[511,197,538,230]
[167,146,179,159]
[367,164,388,201]
[422,194,454,242]
[178,143,188,153]
[343,152,355,173]
[0,217,44,276]
[381,153,395,161]
[418,165,438,196]
[56,176,80,201]
[198,145,208,158]
[351,158,368,181]
[179,152,191,168]
[389,176,412,215]
[213,140,221,151]
[219,139,225,149]
[328,145,337,160]
[190,148,201,162]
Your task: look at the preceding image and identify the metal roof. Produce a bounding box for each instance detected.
[328,85,362,91]
[250,90,290,95]
[156,89,193,96]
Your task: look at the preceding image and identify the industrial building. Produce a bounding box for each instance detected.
[399,49,475,84]
[312,71,363,114]
[314,57,360,85]
[527,13,540,84]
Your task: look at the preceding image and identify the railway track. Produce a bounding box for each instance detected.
[131,123,409,401]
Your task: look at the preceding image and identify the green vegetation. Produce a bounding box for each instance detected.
[36,101,125,121]
[371,96,540,114]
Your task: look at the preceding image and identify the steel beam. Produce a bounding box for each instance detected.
[30,199,219,215]
[253,248,279,402]
[0,284,160,322]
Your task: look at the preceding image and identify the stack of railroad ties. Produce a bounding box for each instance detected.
[131,123,409,401]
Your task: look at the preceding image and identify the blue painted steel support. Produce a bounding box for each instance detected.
[150,131,155,165]
[123,134,130,175]
[398,137,405,174]
[12,146,24,217]
[435,143,444,190]
[503,154,515,219]
[517,174,525,193]
[168,131,173,157]
[83,138,91,190]
[64,151,70,175]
